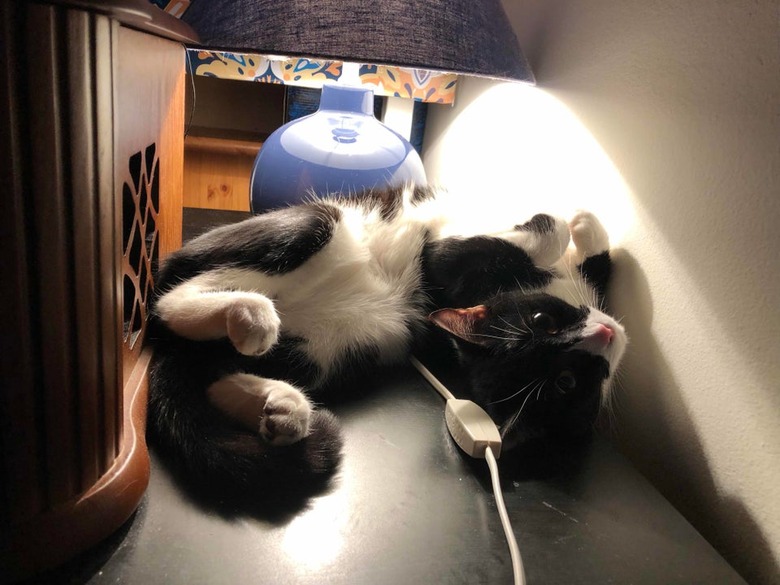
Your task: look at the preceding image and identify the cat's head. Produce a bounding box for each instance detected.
[430,290,627,451]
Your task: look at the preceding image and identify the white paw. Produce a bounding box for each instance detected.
[525,214,571,266]
[225,295,281,356]
[259,382,312,446]
[501,214,571,267]
[569,211,609,258]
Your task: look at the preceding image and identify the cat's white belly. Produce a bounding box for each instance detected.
[277,268,420,371]
[275,208,429,371]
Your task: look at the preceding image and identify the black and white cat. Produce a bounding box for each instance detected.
[147,185,626,500]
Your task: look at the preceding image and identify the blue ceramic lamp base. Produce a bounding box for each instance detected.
[250,84,426,213]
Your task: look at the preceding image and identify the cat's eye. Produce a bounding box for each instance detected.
[556,371,577,393]
[532,312,559,334]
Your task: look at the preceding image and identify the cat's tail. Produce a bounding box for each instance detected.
[146,341,343,510]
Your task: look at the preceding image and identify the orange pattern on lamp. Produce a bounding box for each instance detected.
[189,50,458,105]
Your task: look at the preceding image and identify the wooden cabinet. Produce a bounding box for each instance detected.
[0,1,193,579]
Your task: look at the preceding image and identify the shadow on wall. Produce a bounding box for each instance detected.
[606,249,779,583]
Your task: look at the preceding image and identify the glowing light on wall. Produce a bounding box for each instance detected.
[424,79,637,248]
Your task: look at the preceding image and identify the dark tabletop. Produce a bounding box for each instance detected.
[44,359,744,585]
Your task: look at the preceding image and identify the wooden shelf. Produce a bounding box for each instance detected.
[184,135,262,211]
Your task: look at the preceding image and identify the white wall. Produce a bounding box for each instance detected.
[422,1,780,583]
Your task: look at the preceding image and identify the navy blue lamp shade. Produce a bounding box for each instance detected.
[182,0,533,212]
[182,1,533,83]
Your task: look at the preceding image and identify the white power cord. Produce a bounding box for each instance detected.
[485,446,525,585]
[410,356,527,585]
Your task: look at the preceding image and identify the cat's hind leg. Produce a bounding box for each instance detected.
[207,373,312,445]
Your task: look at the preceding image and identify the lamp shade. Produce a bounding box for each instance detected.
[182,0,534,83]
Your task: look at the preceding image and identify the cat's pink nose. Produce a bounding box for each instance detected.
[594,323,614,345]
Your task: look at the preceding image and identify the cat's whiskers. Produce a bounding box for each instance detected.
[535,380,545,401]
[489,378,541,405]
[488,324,533,351]
[498,315,531,336]
[509,297,538,343]
[560,258,592,309]
[471,332,522,342]
[489,325,523,337]
[501,379,543,438]
[600,368,626,434]
[488,325,531,348]
[529,379,542,403]
[501,410,521,440]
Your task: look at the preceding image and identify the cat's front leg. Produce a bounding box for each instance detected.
[155,274,281,356]
[207,374,311,445]
[568,211,612,299]
[499,213,571,267]
[434,211,571,267]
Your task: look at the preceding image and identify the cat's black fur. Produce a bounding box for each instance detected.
[147,185,625,505]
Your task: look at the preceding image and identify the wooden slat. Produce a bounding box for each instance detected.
[67,9,102,491]
[96,15,121,469]
[0,0,44,524]
[26,3,79,507]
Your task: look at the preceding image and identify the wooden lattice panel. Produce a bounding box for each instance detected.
[122,143,160,352]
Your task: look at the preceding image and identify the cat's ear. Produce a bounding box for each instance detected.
[429,306,489,345]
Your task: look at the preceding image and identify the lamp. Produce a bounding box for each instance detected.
[182,0,534,212]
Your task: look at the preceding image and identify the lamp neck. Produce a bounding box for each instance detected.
[319,84,375,116]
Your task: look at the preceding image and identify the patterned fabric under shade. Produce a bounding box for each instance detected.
[188,51,459,105]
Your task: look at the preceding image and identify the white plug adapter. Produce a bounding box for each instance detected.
[444,399,502,459]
